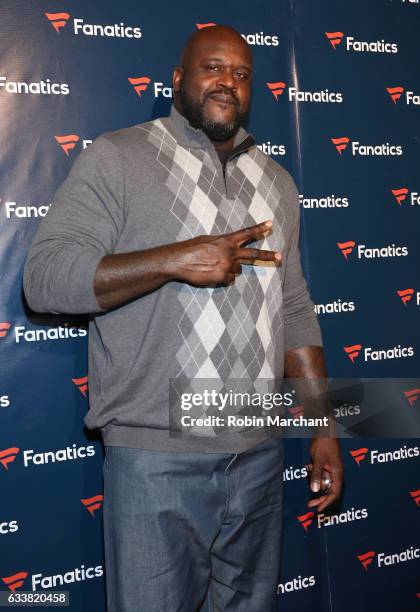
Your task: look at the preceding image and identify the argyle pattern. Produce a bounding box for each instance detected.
[141,119,286,437]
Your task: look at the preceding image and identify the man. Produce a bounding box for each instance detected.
[24,25,343,612]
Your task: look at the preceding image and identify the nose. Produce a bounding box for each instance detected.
[216,69,237,91]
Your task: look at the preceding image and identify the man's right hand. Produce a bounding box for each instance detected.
[94,221,281,311]
[170,220,282,286]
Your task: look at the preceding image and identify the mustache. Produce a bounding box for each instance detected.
[205,89,240,106]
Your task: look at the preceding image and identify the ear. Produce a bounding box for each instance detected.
[172,66,184,93]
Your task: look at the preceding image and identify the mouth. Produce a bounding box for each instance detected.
[206,93,238,106]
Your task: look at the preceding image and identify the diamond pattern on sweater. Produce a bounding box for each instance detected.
[143,120,286,437]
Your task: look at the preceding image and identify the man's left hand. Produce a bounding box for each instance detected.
[307,437,344,513]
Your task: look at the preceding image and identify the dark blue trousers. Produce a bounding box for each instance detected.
[103,436,284,611]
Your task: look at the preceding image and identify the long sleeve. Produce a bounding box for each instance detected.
[23,136,124,315]
[282,182,323,352]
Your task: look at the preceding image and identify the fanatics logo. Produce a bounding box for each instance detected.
[331,137,350,155]
[350,448,368,465]
[32,564,103,591]
[392,187,409,205]
[325,31,344,49]
[325,31,398,53]
[391,187,420,206]
[2,199,51,219]
[0,447,20,470]
[409,490,420,507]
[357,551,376,570]
[266,82,343,103]
[45,12,71,33]
[344,344,362,363]
[337,240,408,259]
[196,23,216,29]
[195,23,279,46]
[0,76,69,96]
[387,86,404,104]
[55,134,80,156]
[386,86,420,105]
[1,572,28,592]
[0,322,12,338]
[45,11,142,39]
[257,142,286,157]
[266,81,286,101]
[72,376,88,397]
[297,512,315,532]
[81,495,103,517]
[128,76,151,97]
[404,388,420,406]
[314,299,356,315]
[331,137,402,156]
[300,194,349,209]
[337,240,356,261]
[397,288,414,305]
[337,240,355,260]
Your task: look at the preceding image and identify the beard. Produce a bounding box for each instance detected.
[179,86,247,142]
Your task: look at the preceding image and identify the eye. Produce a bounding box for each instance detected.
[206,64,220,71]
[236,72,249,80]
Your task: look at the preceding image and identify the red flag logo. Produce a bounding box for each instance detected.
[55,135,80,156]
[45,12,71,33]
[344,344,362,363]
[397,288,414,305]
[404,388,420,406]
[128,76,151,97]
[325,32,344,49]
[266,81,287,101]
[196,23,217,29]
[357,551,376,570]
[0,322,12,338]
[331,136,350,155]
[337,241,355,260]
[1,572,28,592]
[81,494,104,516]
[0,447,20,470]
[386,86,404,104]
[72,376,88,397]
[391,187,409,206]
[350,447,368,465]
[297,511,315,532]
[409,490,420,507]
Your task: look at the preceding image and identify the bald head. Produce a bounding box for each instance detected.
[172,25,253,144]
[179,25,252,69]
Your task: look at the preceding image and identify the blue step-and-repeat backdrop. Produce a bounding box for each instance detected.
[0,0,419,610]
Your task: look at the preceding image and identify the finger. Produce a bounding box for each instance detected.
[309,485,341,513]
[235,247,281,263]
[323,461,344,493]
[227,221,273,247]
[316,493,340,513]
[223,273,236,285]
[310,459,324,493]
[230,261,242,275]
[307,496,327,508]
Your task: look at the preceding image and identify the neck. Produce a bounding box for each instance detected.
[212,136,236,154]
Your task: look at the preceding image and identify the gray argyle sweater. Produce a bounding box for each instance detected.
[23,105,322,453]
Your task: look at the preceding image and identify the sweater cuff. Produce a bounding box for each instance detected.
[66,250,107,314]
[284,315,323,353]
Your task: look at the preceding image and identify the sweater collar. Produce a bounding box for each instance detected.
[167,104,255,154]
